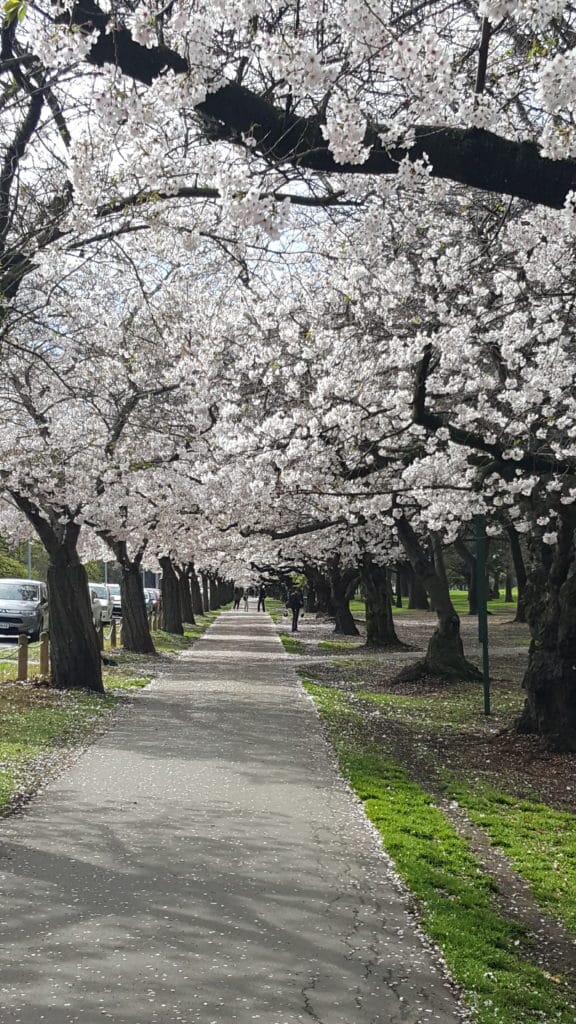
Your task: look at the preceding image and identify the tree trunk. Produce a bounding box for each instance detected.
[506,523,528,623]
[455,537,478,615]
[505,572,514,603]
[362,558,403,648]
[9,496,104,694]
[120,559,156,654]
[160,557,183,634]
[209,577,220,610]
[190,565,203,615]
[516,511,576,750]
[102,539,156,655]
[395,565,403,608]
[201,572,210,611]
[315,574,332,615]
[328,559,360,636]
[176,565,195,625]
[396,517,481,682]
[47,537,104,693]
[490,572,501,601]
[407,565,430,610]
[305,581,317,613]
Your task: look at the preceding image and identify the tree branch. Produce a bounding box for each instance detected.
[65,0,576,208]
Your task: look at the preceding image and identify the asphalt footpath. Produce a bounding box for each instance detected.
[0,610,468,1024]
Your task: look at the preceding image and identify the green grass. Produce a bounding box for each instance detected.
[0,684,117,812]
[266,598,287,623]
[150,611,220,653]
[392,589,518,617]
[359,687,524,731]
[304,681,576,1024]
[103,675,150,691]
[279,634,305,654]
[318,639,360,652]
[443,778,576,938]
[351,591,518,620]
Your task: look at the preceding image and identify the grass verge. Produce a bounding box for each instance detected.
[150,610,220,653]
[0,684,118,813]
[279,634,306,654]
[443,778,576,938]
[304,680,576,1024]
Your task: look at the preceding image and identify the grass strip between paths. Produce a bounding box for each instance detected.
[303,681,576,1024]
[279,634,306,655]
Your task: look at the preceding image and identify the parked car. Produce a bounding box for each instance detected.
[0,578,48,640]
[90,588,103,629]
[89,583,113,625]
[107,583,122,617]
[144,587,159,612]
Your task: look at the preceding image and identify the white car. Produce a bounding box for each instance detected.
[107,583,122,617]
[89,589,103,629]
[89,583,114,625]
[0,578,48,641]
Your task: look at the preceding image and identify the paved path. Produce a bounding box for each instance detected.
[0,612,467,1024]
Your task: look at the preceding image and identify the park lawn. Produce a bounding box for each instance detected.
[359,686,524,734]
[304,681,576,1024]
[350,590,518,620]
[318,639,362,651]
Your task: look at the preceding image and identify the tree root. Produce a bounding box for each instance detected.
[393,656,482,684]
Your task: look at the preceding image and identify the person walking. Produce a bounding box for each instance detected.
[257,585,266,612]
[243,590,250,612]
[233,587,243,610]
[287,589,303,633]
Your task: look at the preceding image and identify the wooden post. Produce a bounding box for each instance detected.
[98,623,104,650]
[119,620,124,647]
[17,634,28,681]
[110,619,117,648]
[39,631,49,676]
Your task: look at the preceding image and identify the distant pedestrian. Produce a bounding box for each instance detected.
[233,587,243,610]
[257,585,266,612]
[243,591,250,611]
[287,589,303,633]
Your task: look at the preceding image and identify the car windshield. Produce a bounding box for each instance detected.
[90,585,108,598]
[0,583,39,601]
[108,585,120,596]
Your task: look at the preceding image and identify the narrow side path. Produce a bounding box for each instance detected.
[0,612,468,1024]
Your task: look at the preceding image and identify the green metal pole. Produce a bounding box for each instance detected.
[473,513,491,715]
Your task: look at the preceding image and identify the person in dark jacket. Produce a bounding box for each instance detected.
[287,589,303,632]
[233,587,243,610]
[257,585,266,612]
